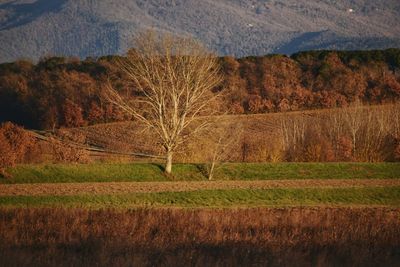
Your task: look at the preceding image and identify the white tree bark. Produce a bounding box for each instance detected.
[165,150,173,174]
[104,30,222,174]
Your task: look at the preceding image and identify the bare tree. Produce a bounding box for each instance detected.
[325,107,346,158]
[279,112,307,161]
[201,120,243,180]
[105,31,222,174]
[342,100,364,157]
[390,102,400,139]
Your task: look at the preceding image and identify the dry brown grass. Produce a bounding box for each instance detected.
[61,104,400,164]
[1,179,400,196]
[0,207,399,266]
[18,104,399,165]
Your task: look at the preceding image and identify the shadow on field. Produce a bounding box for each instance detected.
[151,163,165,173]
[1,207,399,267]
[1,244,399,267]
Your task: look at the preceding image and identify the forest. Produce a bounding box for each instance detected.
[0,49,399,130]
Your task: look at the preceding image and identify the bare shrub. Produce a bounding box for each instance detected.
[240,129,285,163]
[342,101,364,157]
[280,113,307,161]
[254,134,285,163]
[389,103,400,161]
[201,120,243,180]
[391,102,400,139]
[324,108,347,159]
[303,131,335,162]
[267,135,286,162]
[355,106,394,162]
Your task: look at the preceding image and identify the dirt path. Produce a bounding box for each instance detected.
[1,179,400,197]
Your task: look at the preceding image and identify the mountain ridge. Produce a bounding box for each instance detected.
[1,0,400,62]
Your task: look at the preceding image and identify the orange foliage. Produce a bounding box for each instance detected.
[337,136,353,161]
[0,122,34,177]
[49,129,90,164]
[87,101,104,124]
[1,51,400,129]
[62,99,86,128]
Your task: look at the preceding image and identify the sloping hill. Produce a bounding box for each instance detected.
[1,0,400,62]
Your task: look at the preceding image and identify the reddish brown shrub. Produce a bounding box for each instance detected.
[0,122,34,177]
[304,133,335,162]
[87,101,104,124]
[0,134,14,177]
[394,138,400,161]
[337,136,353,161]
[49,129,90,163]
[278,98,290,112]
[23,140,51,164]
[62,99,86,128]
[230,101,245,114]
[50,139,90,164]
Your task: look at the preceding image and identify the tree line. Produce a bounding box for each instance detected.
[1,49,399,130]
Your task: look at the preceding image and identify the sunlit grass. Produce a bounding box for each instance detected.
[2,162,399,184]
[1,187,399,208]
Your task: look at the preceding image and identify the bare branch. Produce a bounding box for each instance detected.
[103,30,222,174]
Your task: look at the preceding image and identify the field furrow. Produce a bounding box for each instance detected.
[1,179,400,196]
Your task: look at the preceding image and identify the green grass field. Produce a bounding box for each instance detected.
[2,162,400,184]
[1,187,399,208]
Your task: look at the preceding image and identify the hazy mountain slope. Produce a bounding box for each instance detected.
[0,0,400,62]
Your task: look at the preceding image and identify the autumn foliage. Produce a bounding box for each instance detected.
[0,122,33,177]
[0,49,399,166]
[221,49,400,114]
[1,49,400,130]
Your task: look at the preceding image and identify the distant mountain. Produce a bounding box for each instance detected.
[1,0,400,62]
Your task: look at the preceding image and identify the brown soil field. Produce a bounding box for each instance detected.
[1,179,400,196]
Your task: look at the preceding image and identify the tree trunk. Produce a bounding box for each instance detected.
[208,161,215,180]
[165,151,173,174]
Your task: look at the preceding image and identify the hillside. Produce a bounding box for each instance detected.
[1,0,400,62]
[54,104,400,163]
[1,49,400,129]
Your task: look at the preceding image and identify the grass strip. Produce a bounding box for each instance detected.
[2,162,400,184]
[0,187,399,208]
